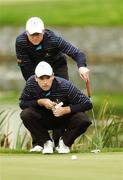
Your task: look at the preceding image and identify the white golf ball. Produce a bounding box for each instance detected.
[91,149,100,153]
[71,155,77,160]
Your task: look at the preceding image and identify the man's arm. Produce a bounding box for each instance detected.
[19,77,39,109]
[52,106,71,117]
[67,83,93,113]
[19,98,38,110]
[19,79,56,110]
[19,62,35,81]
[15,38,35,81]
[52,81,92,117]
[52,32,89,81]
[20,97,56,110]
[37,98,56,110]
[52,96,92,117]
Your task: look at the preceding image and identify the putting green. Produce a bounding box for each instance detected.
[0,152,123,180]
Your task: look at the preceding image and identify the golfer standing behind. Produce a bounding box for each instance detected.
[15,16,89,81]
[19,61,92,154]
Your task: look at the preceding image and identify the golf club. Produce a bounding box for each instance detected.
[85,79,100,153]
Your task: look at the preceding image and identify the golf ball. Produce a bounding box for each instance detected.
[71,155,77,160]
[91,149,100,153]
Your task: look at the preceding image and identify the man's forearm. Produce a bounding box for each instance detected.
[62,106,71,115]
[37,98,56,110]
[52,106,71,117]
[69,102,92,113]
[18,61,35,81]
[19,100,38,109]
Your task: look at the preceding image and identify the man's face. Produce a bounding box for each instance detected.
[35,75,54,91]
[27,32,44,45]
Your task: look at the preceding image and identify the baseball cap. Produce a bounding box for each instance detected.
[35,61,53,77]
[26,17,44,35]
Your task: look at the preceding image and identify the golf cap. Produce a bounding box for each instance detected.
[35,61,53,77]
[26,17,44,35]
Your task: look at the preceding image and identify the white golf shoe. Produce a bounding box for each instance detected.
[56,138,70,154]
[42,140,54,154]
[30,145,43,152]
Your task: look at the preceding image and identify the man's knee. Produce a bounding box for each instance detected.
[72,112,92,128]
[20,108,40,123]
[80,112,91,124]
[20,108,31,120]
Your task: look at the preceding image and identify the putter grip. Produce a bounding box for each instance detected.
[86,79,91,97]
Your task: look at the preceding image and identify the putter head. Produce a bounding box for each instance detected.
[91,149,100,153]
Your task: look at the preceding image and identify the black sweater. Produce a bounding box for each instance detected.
[19,76,92,114]
[16,29,86,80]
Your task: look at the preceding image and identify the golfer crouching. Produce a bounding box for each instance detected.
[19,61,92,154]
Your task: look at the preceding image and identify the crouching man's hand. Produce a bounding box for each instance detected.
[37,98,56,110]
[52,106,71,117]
[79,67,90,81]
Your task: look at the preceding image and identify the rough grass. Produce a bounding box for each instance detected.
[1,0,123,26]
[0,152,123,180]
[92,92,123,117]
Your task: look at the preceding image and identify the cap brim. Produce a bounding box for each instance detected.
[36,74,52,77]
[28,28,43,35]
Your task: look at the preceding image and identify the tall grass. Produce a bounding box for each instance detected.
[0,108,31,149]
[0,108,17,147]
[72,99,123,152]
[15,123,31,150]
[95,100,123,149]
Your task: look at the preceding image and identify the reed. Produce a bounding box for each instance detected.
[72,99,123,152]
[0,108,31,150]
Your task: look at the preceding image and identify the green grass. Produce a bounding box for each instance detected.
[0,91,19,105]
[0,152,123,180]
[92,92,123,117]
[1,0,123,26]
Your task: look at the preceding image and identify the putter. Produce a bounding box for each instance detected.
[85,79,100,153]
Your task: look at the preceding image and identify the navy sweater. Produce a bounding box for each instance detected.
[19,76,92,113]
[16,29,86,80]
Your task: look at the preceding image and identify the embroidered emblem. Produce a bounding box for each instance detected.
[35,45,42,51]
[42,91,51,97]
[45,91,51,97]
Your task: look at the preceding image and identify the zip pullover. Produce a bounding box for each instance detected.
[19,76,92,113]
[16,29,86,80]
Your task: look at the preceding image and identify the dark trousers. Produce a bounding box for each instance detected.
[20,107,91,147]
